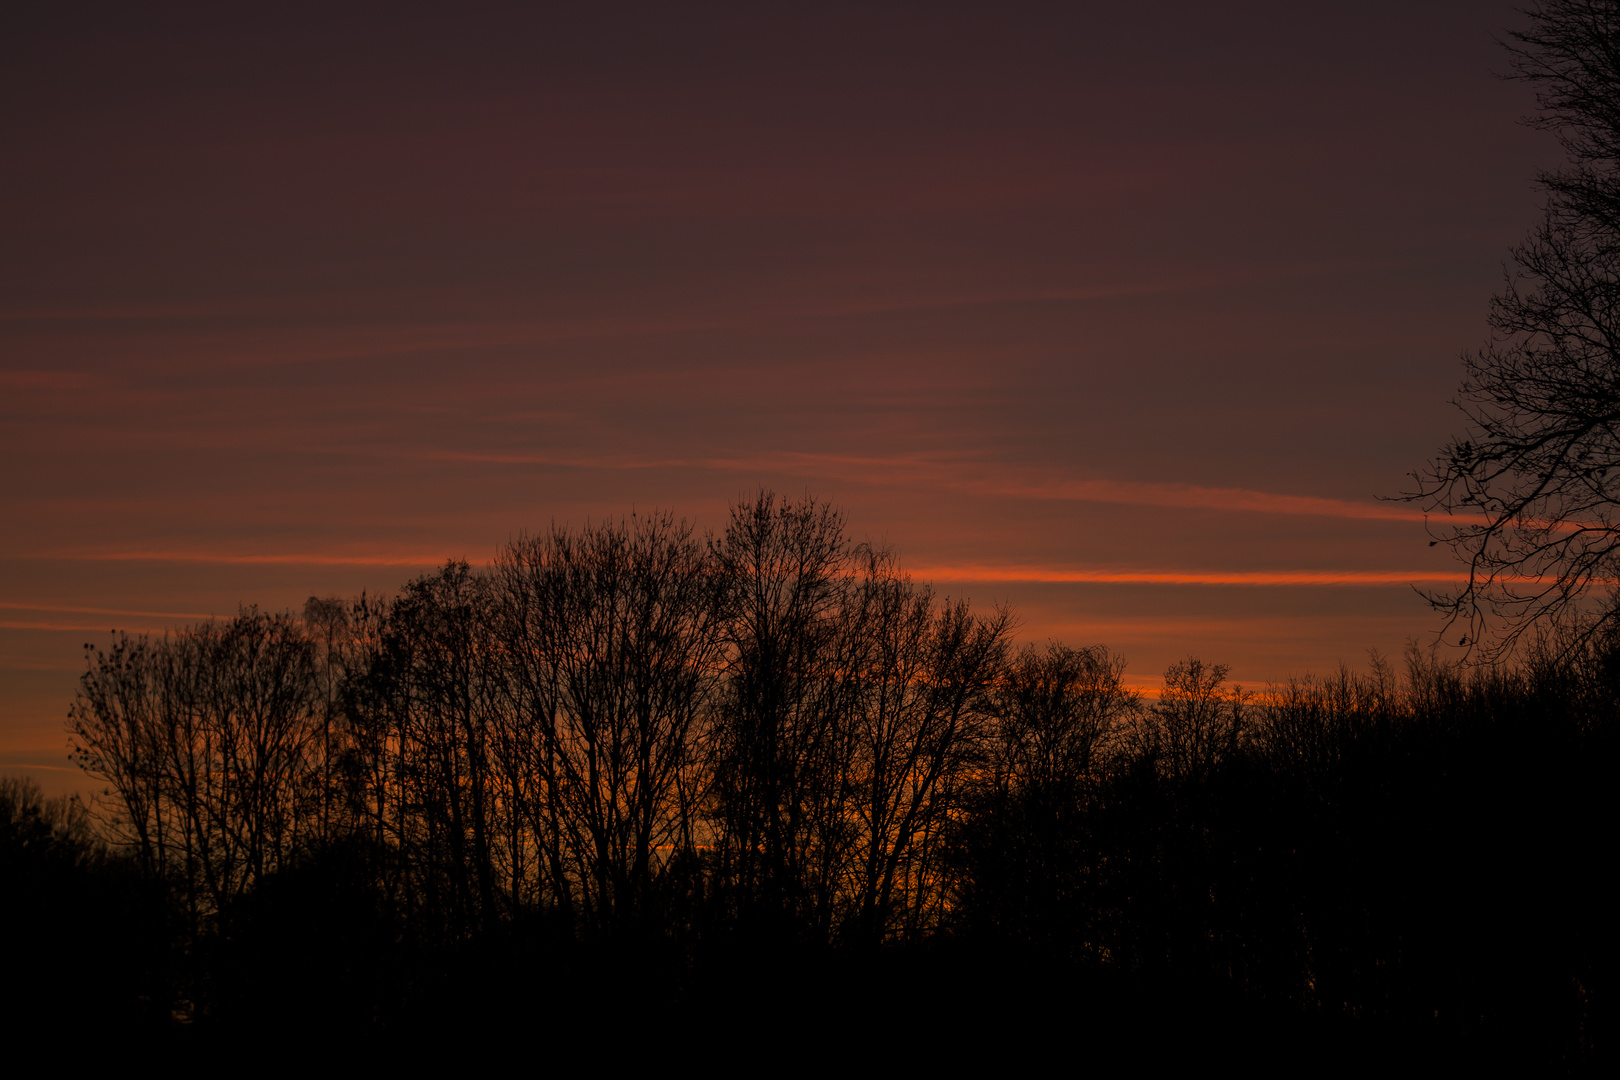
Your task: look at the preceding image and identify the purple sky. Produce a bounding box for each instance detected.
[1,2,1557,793]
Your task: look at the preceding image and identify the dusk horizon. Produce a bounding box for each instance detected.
[1,1,1548,795]
[3,2,1614,1062]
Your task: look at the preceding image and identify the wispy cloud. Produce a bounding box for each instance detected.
[16,550,1458,588]
[0,602,216,619]
[418,447,1430,525]
[1,620,156,631]
[0,370,107,391]
[0,267,1330,386]
[960,477,1428,523]
[908,565,1462,586]
[32,551,450,568]
[728,452,1431,523]
[0,760,79,773]
[0,276,1206,332]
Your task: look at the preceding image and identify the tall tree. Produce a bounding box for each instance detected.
[69,610,322,935]
[1411,0,1620,654]
[707,492,858,935]
[494,512,726,932]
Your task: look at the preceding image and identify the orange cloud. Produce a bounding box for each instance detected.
[963,477,1429,523]
[907,565,1464,586]
[35,551,451,568]
[20,550,1460,588]
[417,447,1432,526]
[0,602,218,619]
[0,620,170,632]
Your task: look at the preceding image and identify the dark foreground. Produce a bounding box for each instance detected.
[1,501,1611,1063]
[6,643,1614,1065]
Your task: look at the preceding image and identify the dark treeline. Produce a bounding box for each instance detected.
[14,493,1615,1062]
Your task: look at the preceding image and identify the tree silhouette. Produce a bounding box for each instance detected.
[493,511,726,933]
[47,492,1616,1061]
[706,492,859,938]
[1410,0,1620,655]
[69,609,324,938]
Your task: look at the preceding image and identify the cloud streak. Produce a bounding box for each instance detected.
[26,551,451,568]
[420,447,1432,525]
[14,551,1458,589]
[964,477,1429,523]
[0,620,169,632]
[907,565,1463,586]
[0,602,217,620]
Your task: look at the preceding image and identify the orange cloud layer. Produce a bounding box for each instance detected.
[16,551,1460,588]
[27,551,452,567]
[419,448,1433,525]
[0,602,217,620]
[0,620,181,632]
[908,565,1465,586]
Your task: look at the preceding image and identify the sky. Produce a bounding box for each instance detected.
[1,1,1558,795]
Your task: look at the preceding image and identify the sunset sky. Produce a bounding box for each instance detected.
[1,2,1556,793]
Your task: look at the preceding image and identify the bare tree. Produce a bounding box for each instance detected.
[846,559,1011,942]
[69,610,323,935]
[70,633,167,880]
[1409,0,1620,655]
[1146,658,1246,784]
[990,642,1139,800]
[707,492,861,935]
[493,511,727,932]
[350,563,504,935]
[303,595,356,844]
[707,494,1013,943]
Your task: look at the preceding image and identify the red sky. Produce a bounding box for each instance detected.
[0,1,1556,793]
